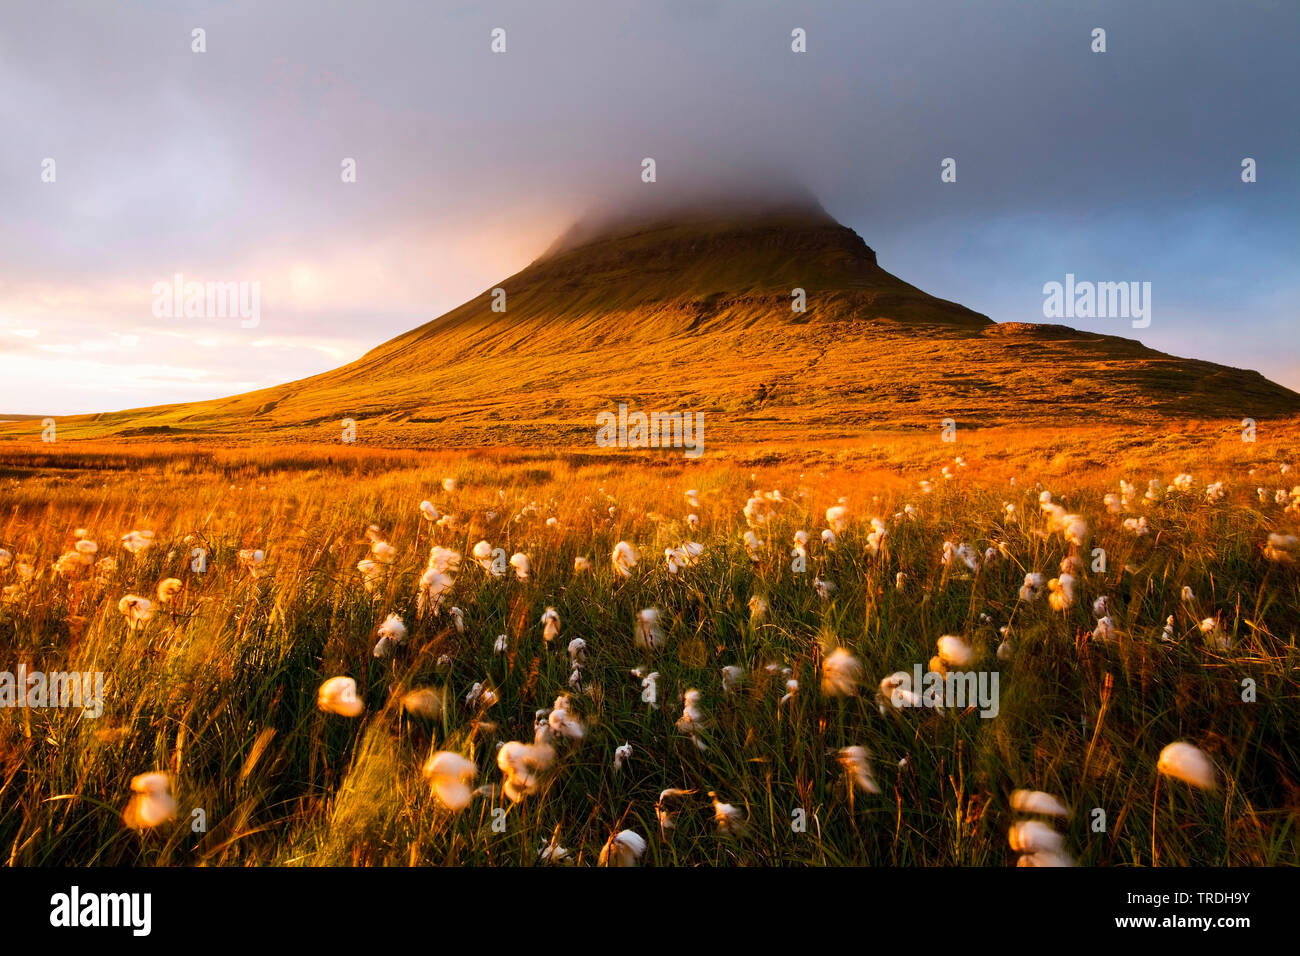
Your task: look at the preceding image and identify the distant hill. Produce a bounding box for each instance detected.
[9,199,1299,447]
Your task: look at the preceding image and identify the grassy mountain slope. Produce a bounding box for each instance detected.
[9,205,1299,447]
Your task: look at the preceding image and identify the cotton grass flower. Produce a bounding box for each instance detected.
[611,541,639,577]
[422,752,478,811]
[1047,574,1076,612]
[401,688,444,719]
[418,546,460,616]
[419,500,439,521]
[1010,790,1069,817]
[121,530,155,555]
[936,634,973,668]
[821,647,863,697]
[1123,516,1149,535]
[567,637,586,665]
[743,529,764,561]
[472,540,498,576]
[1008,820,1066,855]
[540,606,561,643]
[721,665,745,695]
[318,676,363,717]
[825,504,849,533]
[573,555,591,573]
[599,829,647,867]
[465,682,498,709]
[118,594,154,629]
[941,541,979,573]
[237,548,266,576]
[1199,616,1231,651]
[54,548,92,576]
[640,670,660,707]
[676,689,709,749]
[372,612,407,657]
[709,792,745,836]
[665,542,703,574]
[538,839,571,865]
[546,694,585,741]
[356,558,384,593]
[838,746,881,794]
[1092,616,1117,642]
[509,552,530,581]
[156,578,182,604]
[1263,533,1299,563]
[122,771,177,830]
[496,740,556,802]
[866,518,887,554]
[878,671,921,712]
[613,742,632,772]
[1157,741,1218,791]
[635,607,666,651]
[656,788,694,833]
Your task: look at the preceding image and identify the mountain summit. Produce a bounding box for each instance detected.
[23,201,1300,446]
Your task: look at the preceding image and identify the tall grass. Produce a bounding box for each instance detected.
[1,438,1297,866]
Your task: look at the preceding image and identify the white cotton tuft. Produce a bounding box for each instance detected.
[611,541,639,577]
[1157,741,1218,791]
[599,829,647,866]
[936,634,973,668]
[635,607,666,651]
[839,746,881,794]
[1010,789,1070,817]
[422,751,478,811]
[317,676,363,717]
[821,647,863,697]
[613,742,632,772]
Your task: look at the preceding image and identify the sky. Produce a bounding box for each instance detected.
[1,0,1297,415]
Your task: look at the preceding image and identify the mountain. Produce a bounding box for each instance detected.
[13,199,1300,447]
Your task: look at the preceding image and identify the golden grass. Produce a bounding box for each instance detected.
[1,427,1298,866]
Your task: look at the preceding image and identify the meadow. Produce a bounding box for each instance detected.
[1,427,1298,867]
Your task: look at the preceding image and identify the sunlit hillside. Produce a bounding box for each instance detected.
[6,204,1297,448]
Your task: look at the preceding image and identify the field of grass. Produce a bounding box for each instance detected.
[1,428,1298,866]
